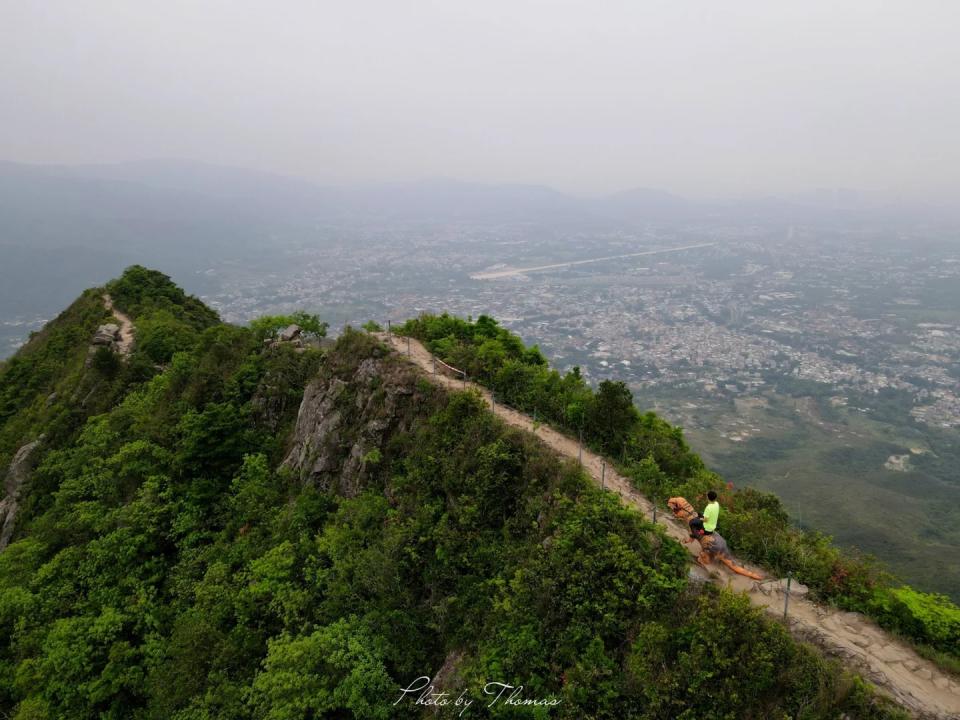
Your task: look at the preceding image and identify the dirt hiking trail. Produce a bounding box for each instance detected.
[103,294,135,355]
[377,333,960,719]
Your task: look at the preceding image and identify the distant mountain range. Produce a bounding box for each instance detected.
[9,158,954,229]
[0,158,956,319]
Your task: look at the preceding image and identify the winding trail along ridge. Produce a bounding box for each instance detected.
[102,294,135,355]
[376,332,960,720]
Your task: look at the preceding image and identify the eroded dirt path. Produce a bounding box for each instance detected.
[102,294,135,355]
[378,332,960,719]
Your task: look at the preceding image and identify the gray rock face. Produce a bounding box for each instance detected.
[282,356,420,497]
[92,323,121,346]
[279,324,302,342]
[282,378,347,478]
[0,438,43,551]
[265,324,306,351]
[87,323,123,366]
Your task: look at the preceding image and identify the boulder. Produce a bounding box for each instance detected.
[92,323,120,346]
[279,324,302,342]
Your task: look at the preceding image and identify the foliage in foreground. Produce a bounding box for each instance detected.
[397,312,960,662]
[0,276,906,718]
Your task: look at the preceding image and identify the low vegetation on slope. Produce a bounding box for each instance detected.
[0,289,114,467]
[0,265,223,474]
[398,313,960,668]
[0,270,910,718]
[0,268,899,720]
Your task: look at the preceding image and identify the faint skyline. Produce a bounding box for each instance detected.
[3,1,959,202]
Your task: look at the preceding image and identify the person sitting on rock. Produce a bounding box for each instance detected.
[702,490,720,534]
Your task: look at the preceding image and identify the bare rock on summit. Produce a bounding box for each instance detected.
[279,324,302,342]
[87,323,124,366]
[92,323,121,346]
[265,324,306,351]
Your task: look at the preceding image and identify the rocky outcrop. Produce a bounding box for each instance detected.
[282,355,425,497]
[0,438,43,551]
[279,324,302,343]
[92,323,121,347]
[264,324,306,351]
[86,323,123,366]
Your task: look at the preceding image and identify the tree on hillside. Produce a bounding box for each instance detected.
[586,380,638,453]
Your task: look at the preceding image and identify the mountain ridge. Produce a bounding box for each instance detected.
[378,331,960,718]
[0,268,957,718]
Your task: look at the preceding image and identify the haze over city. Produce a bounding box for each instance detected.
[4,2,960,717]
[4,0,960,202]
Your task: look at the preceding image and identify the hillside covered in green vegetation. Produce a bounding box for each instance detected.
[398,313,960,672]
[0,268,931,718]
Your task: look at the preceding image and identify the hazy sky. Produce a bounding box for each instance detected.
[3,1,959,200]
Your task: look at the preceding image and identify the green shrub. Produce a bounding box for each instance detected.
[397,312,960,665]
[250,312,328,342]
[107,265,219,329]
[90,346,121,378]
[0,293,933,719]
[399,313,702,479]
[869,586,960,653]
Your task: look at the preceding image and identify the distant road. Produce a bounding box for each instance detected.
[470,242,716,280]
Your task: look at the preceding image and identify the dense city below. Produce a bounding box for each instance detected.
[4,222,959,595]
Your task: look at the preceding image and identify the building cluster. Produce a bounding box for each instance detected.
[200,226,960,429]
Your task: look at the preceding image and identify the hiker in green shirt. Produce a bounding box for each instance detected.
[702,491,720,534]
